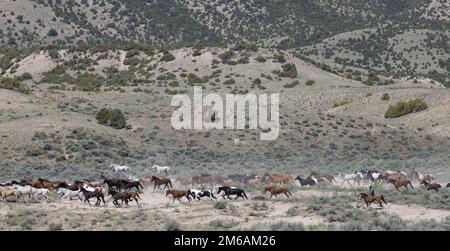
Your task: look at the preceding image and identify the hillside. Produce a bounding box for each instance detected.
[0,0,449,85]
[0,45,449,181]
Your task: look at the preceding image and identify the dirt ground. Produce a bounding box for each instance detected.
[1,180,449,231]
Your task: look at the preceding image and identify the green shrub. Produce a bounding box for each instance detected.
[385,98,428,118]
[164,220,182,231]
[95,108,127,129]
[381,93,390,101]
[156,72,176,81]
[218,51,233,62]
[274,54,286,63]
[274,63,297,78]
[168,81,179,87]
[305,80,315,86]
[237,57,249,64]
[47,29,58,37]
[109,109,127,129]
[68,74,102,91]
[160,52,175,62]
[192,50,201,57]
[269,221,305,231]
[333,100,351,108]
[48,223,63,231]
[125,49,139,58]
[17,72,33,81]
[213,201,227,210]
[187,73,208,85]
[255,55,266,62]
[95,108,110,125]
[283,80,299,88]
[0,77,31,94]
[223,79,235,85]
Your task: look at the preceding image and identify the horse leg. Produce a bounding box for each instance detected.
[269,194,273,199]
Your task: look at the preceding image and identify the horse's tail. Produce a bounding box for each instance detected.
[381,195,387,204]
[242,191,248,199]
[169,180,173,188]
[409,181,414,189]
[136,193,142,200]
[288,190,293,196]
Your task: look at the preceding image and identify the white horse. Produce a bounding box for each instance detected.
[338,173,361,186]
[12,184,33,200]
[151,164,171,175]
[110,164,130,173]
[57,188,83,201]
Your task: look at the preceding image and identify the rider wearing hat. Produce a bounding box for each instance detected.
[368,185,375,198]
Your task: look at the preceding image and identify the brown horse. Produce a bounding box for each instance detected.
[267,174,293,185]
[359,192,387,208]
[388,178,414,190]
[420,180,441,192]
[151,176,172,191]
[0,187,21,201]
[18,179,44,189]
[126,191,142,204]
[165,189,192,203]
[263,187,292,199]
[37,178,59,190]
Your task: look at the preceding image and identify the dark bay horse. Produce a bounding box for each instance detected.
[151,176,172,191]
[80,187,106,206]
[420,180,441,192]
[295,176,316,186]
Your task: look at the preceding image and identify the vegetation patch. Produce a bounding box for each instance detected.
[95,108,127,129]
[0,77,31,94]
[385,98,427,118]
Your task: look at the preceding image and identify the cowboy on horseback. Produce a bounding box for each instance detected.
[368,185,375,198]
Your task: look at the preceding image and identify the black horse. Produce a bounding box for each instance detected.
[122,180,144,192]
[295,176,316,186]
[55,181,73,190]
[217,186,248,200]
[103,178,125,190]
[80,187,106,206]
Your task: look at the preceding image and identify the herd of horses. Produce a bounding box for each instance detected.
[0,169,448,209]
